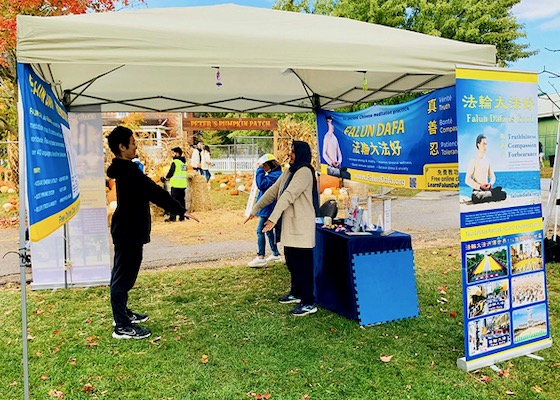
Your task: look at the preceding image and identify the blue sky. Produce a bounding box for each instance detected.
[144,0,559,94]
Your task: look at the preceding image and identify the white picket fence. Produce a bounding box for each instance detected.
[210,157,258,173]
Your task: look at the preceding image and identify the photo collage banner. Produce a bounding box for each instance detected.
[456,67,551,363]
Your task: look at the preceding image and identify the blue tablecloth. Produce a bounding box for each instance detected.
[314,226,415,323]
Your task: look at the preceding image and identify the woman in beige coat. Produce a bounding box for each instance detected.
[245,141,320,316]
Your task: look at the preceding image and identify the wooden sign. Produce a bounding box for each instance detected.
[185,118,278,131]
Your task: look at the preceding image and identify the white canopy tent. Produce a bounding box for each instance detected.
[17,4,496,113]
[15,5,498,398]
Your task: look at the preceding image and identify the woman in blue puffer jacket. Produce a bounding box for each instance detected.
[247,154,283,268]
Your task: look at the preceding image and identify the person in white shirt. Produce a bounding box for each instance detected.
[322,116,350,179]
[323,116,342,168]
[190,142,202,175]
[465,134,506,204]
[201,145,213,182]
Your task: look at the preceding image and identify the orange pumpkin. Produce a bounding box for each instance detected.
[229,189,239,195]
[319,175,340,193]
[107,187,117,203]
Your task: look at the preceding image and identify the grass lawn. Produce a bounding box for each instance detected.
[1,247,559,399]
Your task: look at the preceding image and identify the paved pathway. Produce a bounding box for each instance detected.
[0,179,556,282]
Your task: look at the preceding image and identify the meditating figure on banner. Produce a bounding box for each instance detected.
[323,116,351,180]
[465,134,507,204]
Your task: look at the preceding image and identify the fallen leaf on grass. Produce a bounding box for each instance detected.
[380,355,393,363]
[82,383,95,393]
[40,374,48,380]
[69,358,77,366]
[449,311,457,318]
[497,369,510,378]
[85,336,99,347]
[149,336,162,344]
[48,389,64,398]
[10,381,17,386]
[200,354,209,364]
[246,392,271,399]
[302,395,311,400]
[480,375,491,384]
[505,390,515,395]
[532,386,543,393]
[437,286,448,294]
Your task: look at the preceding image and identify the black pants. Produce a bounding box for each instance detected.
[284,246,315,306]
[471,186,507,204]
[111,243,143,327]
[170,187,186,220]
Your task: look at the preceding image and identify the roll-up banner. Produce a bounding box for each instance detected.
[455,66,552,371]
[17,63,80,242]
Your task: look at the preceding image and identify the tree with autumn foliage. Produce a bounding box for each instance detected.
[0,0,144,140]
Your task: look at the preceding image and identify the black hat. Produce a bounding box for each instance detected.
[171,147,183,156]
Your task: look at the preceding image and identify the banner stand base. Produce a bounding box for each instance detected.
[30,279,110,291]
[457,338,553,372]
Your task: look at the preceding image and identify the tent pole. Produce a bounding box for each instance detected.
[543,116,560,233]
[312,95,323,199]
[17,93,31,400]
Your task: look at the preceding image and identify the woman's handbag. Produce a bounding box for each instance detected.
[319,199,338,219]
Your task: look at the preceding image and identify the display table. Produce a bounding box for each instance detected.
[313,226,419,326]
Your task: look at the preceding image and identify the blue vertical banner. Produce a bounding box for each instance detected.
[456,67,552,370]
[17,63,80,242]
[316,86,458,190]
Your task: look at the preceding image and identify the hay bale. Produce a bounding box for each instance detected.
[190,173,212,212]
[274,116,318,169]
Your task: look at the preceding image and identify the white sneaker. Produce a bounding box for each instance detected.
[265,254,282,263]
[248,257,267,268]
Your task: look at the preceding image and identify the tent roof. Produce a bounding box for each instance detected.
[17,4,496,113]
[538,93,560,118]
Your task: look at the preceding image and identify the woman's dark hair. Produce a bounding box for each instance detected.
[107,126,133,156]
[289,140,320,215]
[204,145,211,154]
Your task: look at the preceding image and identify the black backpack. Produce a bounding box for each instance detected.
[319,199,338,219]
